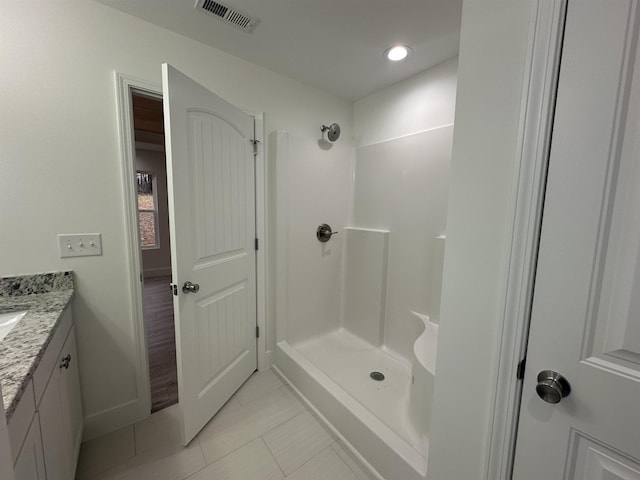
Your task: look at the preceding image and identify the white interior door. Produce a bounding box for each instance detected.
[513,2,640,478]
[162,64,257,444]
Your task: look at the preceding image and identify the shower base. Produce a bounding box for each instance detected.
[274,329,428,480]
[295,329,425,451]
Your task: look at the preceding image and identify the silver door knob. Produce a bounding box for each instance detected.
[536,370,571,404]
[182,281,200,294]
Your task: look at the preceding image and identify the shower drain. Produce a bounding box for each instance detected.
[369,371,385,381]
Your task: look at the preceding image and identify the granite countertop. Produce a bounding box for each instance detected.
[0,272,74,419]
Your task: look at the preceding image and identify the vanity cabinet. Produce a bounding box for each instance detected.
[59,330,83,465]
[13,414,46,480]
[8,308,83,480]
[39,327,82,480]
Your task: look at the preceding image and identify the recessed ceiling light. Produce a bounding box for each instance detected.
[384,45,412,62]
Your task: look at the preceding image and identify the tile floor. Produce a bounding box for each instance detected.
[75,369,375,480]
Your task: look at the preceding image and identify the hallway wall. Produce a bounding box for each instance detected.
[136,148,171,278]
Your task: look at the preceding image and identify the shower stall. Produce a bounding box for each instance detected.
[272,121,453,480]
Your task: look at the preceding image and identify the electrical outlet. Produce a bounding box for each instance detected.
[58,234,103,258]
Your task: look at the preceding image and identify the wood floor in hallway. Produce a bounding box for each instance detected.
[143,275,178,413]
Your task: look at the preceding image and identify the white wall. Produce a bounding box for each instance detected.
[427,1,534,478]
[0,0,352,439]
[354,57,458,148]
[136,148,171,278]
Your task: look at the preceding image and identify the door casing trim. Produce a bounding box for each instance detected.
[484,1,567,478]
[113,71,267,429]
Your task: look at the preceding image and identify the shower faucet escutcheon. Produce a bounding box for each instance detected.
[316,224,338,242]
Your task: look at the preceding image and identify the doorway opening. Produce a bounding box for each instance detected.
[116,71,268,437]
[131,92,178,413]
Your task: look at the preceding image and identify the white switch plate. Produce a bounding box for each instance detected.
[58,234,103,258]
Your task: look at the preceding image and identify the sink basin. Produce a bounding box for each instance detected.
[0,310,28,342]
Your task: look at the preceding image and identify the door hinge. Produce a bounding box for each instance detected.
[251,139,260,156]
[255,238,259,251]
[256,326,260,338]
[169,283,178,296]
[516,358,527,380]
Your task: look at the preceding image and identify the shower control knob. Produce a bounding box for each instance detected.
[182,281,200,294]
[536,370,571,404]
[317,224,338,242]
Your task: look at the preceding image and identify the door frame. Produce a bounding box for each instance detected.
[484,1,567,478]
[114,72,267,421]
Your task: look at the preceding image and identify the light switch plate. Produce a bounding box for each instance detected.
[58,234,103,258]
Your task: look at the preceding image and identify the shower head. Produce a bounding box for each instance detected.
[321,123,341,142]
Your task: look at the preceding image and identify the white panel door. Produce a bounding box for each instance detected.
[513,1,640,478]
[162,64,257,444]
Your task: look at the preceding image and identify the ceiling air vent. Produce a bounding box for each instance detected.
[195,0,258,33]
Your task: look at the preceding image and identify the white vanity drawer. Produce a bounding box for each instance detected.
[33,307,72,407]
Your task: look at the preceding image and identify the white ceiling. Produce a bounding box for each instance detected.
[96,0,463,101]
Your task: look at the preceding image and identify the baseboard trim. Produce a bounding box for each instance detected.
[82,398,147,442]
[143,267,171,279]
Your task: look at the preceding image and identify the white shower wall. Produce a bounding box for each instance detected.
[354,57,458,148]
[341,227,390,346]
[350,127,452,361]
[273,131,355,346]
[276,58,458,353]
[348,57,458,361]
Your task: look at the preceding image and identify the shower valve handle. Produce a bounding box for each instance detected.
[317,224,338,242]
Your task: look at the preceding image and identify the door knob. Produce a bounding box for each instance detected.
[182,281,200,294]
[536,370,571,404]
